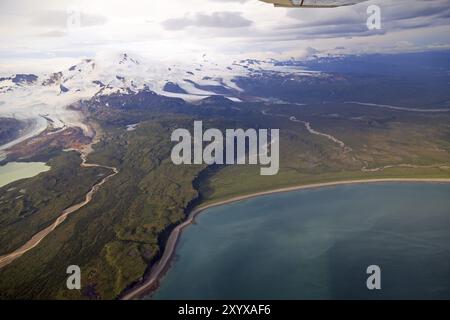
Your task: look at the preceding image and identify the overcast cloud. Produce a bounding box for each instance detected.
[0,0,449,72]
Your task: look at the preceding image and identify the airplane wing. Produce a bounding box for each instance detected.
[259,0,368,8]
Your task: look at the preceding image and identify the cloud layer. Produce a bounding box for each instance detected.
[0,0,449,70]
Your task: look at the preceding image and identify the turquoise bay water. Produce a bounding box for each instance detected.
[152,183,450,300]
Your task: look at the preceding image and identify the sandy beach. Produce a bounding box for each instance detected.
[121,177,450,300]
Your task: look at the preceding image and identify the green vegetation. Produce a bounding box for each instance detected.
[0,111,205,299]
[0,151,110,255]
[199,102,450,203]
[0,93,449,299]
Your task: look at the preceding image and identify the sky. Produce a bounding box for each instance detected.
[0,0,449,73]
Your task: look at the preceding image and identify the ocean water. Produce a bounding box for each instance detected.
[152,183,450,300]
[0,162,50,188]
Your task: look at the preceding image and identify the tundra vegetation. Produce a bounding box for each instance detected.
[0,56,449,298]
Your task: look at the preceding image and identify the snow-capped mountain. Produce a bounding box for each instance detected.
[1,53,319,99]
[0,52,322,155]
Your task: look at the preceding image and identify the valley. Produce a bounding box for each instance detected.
[0,51,449,299]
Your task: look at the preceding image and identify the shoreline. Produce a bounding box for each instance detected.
[120,177,450,300]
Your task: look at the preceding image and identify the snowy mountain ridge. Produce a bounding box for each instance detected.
[0,52,322,156]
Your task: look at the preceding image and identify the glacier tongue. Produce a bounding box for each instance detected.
[0,52,317,152]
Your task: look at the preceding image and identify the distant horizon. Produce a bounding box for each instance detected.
[1,47,449,76]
